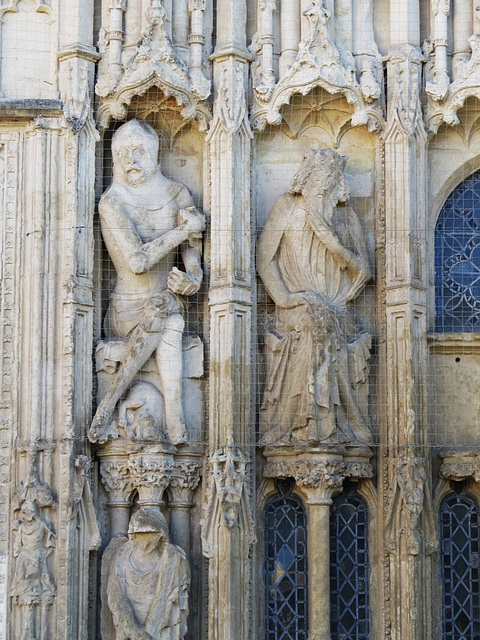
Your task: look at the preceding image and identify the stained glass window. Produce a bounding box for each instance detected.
[330,484,370,640]
[265,479,308,640]
[440,487,480,640]
[435,170,480,331]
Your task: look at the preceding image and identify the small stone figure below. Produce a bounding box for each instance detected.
[107,508,190,640]
[11,500,56,640]
[257,149,372,447]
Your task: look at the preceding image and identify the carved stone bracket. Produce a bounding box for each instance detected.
[169,460,201,504]
[250,0,382,132]
[96,0,211,129]
[439,452,480,483]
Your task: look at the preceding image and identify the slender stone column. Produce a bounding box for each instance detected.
[169,460,201,556]
[201,4,255,639]
[279,0,300,76]
[302,481,342,640]
[383,44,434,640]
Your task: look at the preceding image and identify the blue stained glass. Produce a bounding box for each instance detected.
[441,490,480,640]
[435,170,480,331]
[330,485,370,640]
[265,481,308,640]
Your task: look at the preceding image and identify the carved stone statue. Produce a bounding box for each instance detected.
[106,507,190,640]
[257,149,372,446]
[89,120,205,445]
[11,499,56,640]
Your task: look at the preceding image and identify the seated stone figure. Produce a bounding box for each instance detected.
[257,149,372,446]
[106,508,190,640]
[89,119,205,446]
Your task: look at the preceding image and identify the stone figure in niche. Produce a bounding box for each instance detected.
[257,149,372,446]
[89,119,205,445]
[11,499,56,640]
[107,507,190,640]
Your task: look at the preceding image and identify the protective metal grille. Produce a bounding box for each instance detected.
[330,486,370,640]
[435,170,480,332]
[265,480,308,640]
[441,489,480,640]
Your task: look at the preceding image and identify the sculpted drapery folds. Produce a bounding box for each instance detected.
[106,508,190,640]
[11,500,56,640]
[88,120,205,446]
[257,149,372,446]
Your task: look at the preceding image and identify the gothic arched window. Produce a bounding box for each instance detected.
[435,171,480,331]
[440,487,480,639]
[265,480,308,640]
[330,484,370,640]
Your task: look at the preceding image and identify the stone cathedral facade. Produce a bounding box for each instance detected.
[2,1,480,639]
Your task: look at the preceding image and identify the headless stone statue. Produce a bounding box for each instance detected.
[89,120,205,445]
[106,508,190,640]
[257,149,372,446]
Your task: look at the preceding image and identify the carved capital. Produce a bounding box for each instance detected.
[439,453,480,482]
[432,0,450,16]
[100,460,133,501]
[169,461,201,504]
[264,459,347,492]
[108,0,127,10]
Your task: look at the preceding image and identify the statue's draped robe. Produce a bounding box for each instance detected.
[259,193,372,445]
[108,540,190,640]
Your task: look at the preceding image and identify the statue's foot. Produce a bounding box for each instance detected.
[89,408,115,444]
[167,418,188,445]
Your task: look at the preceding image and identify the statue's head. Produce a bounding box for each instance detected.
[111,120,159,187]
[128,507,169,553]
[289,149,350,204]
[20,499,37,522]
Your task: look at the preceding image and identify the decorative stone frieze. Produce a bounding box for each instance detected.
[439,452,480,482]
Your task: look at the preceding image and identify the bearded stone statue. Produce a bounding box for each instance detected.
[257,149,372,447]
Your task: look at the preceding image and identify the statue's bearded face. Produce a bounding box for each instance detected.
[113,136,157,187]
[303,162,350,205]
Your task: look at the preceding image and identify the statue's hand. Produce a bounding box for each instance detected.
[168,267,201,296]
[128,251,148,274]
[179,206,206,236]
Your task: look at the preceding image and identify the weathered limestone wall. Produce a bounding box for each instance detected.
[1,1,480,640]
